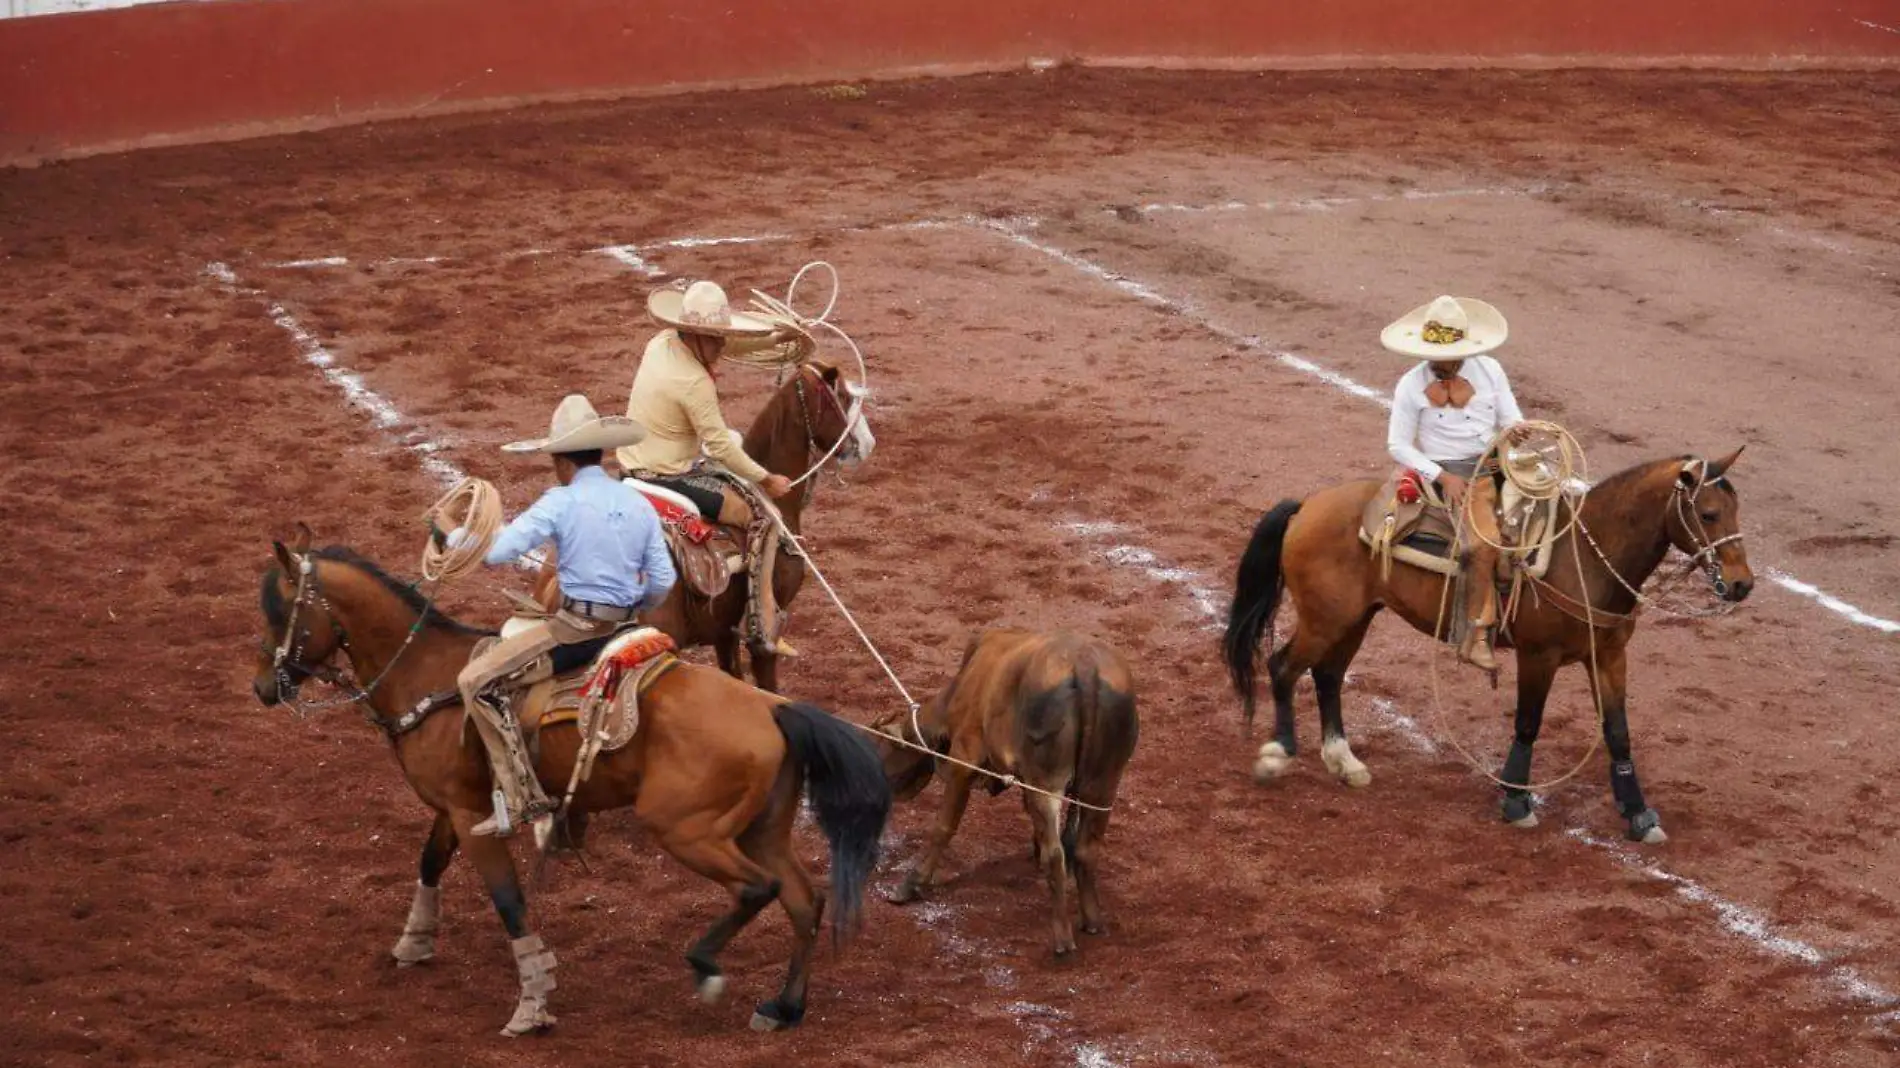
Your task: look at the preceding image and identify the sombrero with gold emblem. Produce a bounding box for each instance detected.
[1381,295,1508,360]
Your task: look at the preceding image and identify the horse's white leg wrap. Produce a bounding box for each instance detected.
[1321,737,1372,788]
[502,934,558,1037]
[1252,740,1296,783]
[390,881,441,965]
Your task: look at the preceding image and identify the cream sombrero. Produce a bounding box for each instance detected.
[647,279,776,338]
[501,394,647,454]
[1381,295,1508,360]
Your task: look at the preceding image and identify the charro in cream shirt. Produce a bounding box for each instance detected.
[618,330,772,483]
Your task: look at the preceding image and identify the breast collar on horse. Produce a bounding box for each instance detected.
[270,554,439,741]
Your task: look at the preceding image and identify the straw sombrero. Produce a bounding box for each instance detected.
[647,279,776,338]
[1380,295,1508,360]
[501,394,647,455]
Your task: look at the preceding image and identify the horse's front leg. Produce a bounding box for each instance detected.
[1590,645,1664,844]
[454,810,558,1037]
[391,810,458,965]
[1500,653,1559,828]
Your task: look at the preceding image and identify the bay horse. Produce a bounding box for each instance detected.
[1222,450,1753,842]
[536,360,874,693]
[250,536,890,1036]
[876,629,1139,957]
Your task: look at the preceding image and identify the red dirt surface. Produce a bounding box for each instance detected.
[3,69,1899,1067]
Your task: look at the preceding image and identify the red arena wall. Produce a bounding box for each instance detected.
[4,0,1899,162]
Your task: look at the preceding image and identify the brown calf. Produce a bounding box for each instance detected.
[877,629,1138,955]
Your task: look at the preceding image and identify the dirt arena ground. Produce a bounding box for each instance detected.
[4,68,1899,1067]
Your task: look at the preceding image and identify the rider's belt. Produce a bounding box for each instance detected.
[561,597,637,622]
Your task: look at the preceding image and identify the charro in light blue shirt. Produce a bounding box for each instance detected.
[483,465,676,609]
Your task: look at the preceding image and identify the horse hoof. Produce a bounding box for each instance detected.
[1500,794,1537,828]
[885,880,921,905]
[750,1000,804,1032]
[1081,922,1106,937]
[1052,940,1077,958]
[1628,810,1667,844]
[697,975,727,1005]
[1252,742,1294,784]
[500,1005,555,1037]
[394,955,431,968]
[1341,766,1372,789]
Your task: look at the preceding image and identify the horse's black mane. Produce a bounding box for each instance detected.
[260,545,493,637]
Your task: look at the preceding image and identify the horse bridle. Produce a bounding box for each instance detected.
[1671,459,1746,599]
[792,365,864,480]
[267,554,431,727]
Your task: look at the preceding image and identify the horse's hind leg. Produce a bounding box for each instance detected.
[662,830,782,1005]
[1250,641,1303,782]
[392,810,458,965]
[1315,614,1377,789]
[745,828,820,1032]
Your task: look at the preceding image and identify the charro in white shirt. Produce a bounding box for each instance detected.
[1385,354,1524,482]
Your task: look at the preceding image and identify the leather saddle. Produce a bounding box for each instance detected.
[624,477,743,600]
[479,622,679,747]
[1359,470,1568,581]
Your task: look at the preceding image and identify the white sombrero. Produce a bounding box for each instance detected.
[501,394,647,454]
[1381,295,1508,360]
[647,279,776,338]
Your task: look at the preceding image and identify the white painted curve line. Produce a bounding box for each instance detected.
[1060,519,1225,627]
[1078,507,1899,1016]
[596,245,664,277]
[986,219,1389,410]
[1568,828,1897,1009]
[1766,569,1900,635]
[1854,17,1900,36]
[1122,184,1548,218]
[985,220,1900,634]
[205,261,466,491]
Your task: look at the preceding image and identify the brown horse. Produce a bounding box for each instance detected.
[536,360,874,693]
[250,537,890,1036]
[1222,450,1753,842]
[877,629,1139,956]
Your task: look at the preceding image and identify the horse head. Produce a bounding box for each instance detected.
[253,528,346,706]
[1666,446,1753,603]
[796,360,875,468]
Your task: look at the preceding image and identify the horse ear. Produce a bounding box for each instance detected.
[293,522,314,554]
[272,539,298,573]
[819,363,840,385]
[1708,445,1745,480]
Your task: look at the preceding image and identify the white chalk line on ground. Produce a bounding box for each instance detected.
[984,219,1900,637]
[1119,183,1550,217]
[1070,510,1900,1015]
[259,185,1532,271]
[1854,17,1900,37]
[205,261,465,489]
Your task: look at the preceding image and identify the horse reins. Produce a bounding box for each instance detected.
[270,552,435,733]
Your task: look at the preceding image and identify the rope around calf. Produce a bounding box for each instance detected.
[718,262,1111,813]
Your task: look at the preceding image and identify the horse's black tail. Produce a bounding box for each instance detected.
[773,701,892,947]
[1223,499,1302,730]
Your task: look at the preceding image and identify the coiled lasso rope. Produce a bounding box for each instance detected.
[420,477,504,582]
[1427,420,1606,795]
